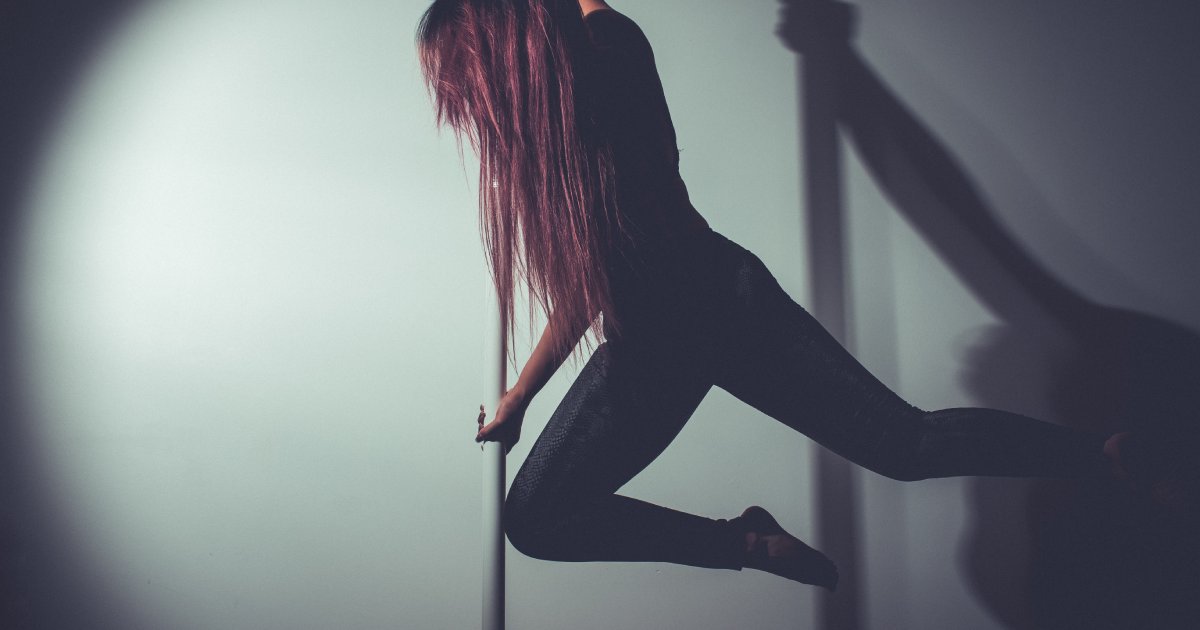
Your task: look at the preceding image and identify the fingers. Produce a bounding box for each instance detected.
[476,407,502,442]
[476,418,507,440]
[476,422,501,445]
[475,418,514,447]
[474,402,518,454]
[476,403,487,441]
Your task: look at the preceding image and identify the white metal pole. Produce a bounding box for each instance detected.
[482,288,507,630]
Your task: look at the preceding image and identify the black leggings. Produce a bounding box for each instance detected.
[503,228,1110,571]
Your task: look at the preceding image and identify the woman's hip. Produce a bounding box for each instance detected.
[604,228,780,343]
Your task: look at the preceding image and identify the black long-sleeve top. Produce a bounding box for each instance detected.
[584,9,710,249]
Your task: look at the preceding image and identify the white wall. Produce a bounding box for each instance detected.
[16,1,811,628]
[11,0,1198,628]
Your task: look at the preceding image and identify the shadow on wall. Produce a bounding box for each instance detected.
[779,1,1200,628]
[1,2,151,629]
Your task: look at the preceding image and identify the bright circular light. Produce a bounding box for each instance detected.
[18,2,481,627]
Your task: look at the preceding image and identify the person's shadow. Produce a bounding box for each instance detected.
[778,1,1200,628]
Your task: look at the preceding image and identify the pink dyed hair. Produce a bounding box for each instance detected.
[417,0,632,368]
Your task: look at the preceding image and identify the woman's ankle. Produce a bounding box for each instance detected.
[1103,431,1199,512]
[735,505,839,590]
[1103,431,1135,480]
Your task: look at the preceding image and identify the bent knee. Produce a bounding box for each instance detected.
[502,495,555,560]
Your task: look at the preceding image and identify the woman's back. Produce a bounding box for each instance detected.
[584,9,710,248]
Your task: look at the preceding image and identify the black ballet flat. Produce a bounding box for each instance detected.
[738,505,839,591]
[1107,432,1199,514]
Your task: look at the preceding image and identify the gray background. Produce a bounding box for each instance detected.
[4,0,1198,628]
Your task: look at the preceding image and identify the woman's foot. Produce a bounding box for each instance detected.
[1104,431,1137,481]
[1105,431,1195,511]
[736,506,839,591]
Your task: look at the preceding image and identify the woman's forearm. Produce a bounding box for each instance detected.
[512,309,598,403]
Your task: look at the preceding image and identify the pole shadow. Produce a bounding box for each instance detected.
[778,1,1200,627]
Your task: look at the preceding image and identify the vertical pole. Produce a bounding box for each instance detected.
[798,2,862,626]
[482,290,507,630]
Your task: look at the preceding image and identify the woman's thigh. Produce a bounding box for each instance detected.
[702,234,923,470]
[506,340,713,523]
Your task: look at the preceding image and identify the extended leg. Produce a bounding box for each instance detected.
[504,341,746,570]
[707,241,1110,481]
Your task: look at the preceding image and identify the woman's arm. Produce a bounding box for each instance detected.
[511,307,599,405]
[476,306,599,448]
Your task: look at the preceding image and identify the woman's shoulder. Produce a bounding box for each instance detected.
[585,9,652,55]
[585,9,642,34]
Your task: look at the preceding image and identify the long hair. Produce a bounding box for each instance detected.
[417,0,631,369]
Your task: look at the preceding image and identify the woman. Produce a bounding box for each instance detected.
[416,0,1129,589]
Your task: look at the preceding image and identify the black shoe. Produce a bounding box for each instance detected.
[1106,432,1198,513]
[737,505,839,591]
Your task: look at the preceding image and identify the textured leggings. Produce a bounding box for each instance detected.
[503,228,1111,571]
